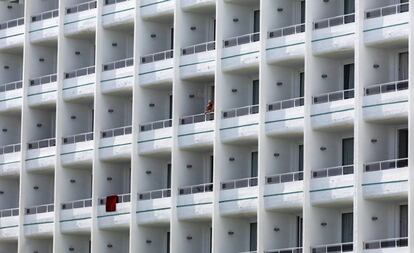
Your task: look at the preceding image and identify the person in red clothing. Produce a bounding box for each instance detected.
[205,100,214,114]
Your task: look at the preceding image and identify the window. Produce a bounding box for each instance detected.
[299,72,304,97]
[298,145,303,171]
[300,1,305,23]
[400,205,408,237]
[344,0,355,14]
[209,155,214,183]
[251,151,258,177]
[341,212,353,243]
[167,232,170,253]
[399,52,408,81]
[253,80,259,105]
[250,222,257,251]
[343,63,354,90]
[167,164,171,188]
[342,138,354,166]
[398,129,408,159]
[297,216,303,247]
[253,10,260,33]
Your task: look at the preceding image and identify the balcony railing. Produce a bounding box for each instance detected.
[25,203,54,215]
[182,41,215,56]
[66,0,97,14]
[314,13,355,29]
[313,89,354,104]
[28,137,56,150]
[312,165,354,179]
[265,247,303,253]
[63,132,93,144]
[311,242,353,253]
[0,17,24,30]
[364,79,408,96]
[266,171,303,184]
[138,188,171,200]
[179,182,213,195]
[223,32,260,48]
[30,73,57,86]
[364,237,408,249]
[103,57,133,71]
[0,208,19,218]
[141,49,173,64]
[222,104,259,119]
[0,143,21,155]
[0,80,22,93]
[62,198,92,210]
[268,23,305,38]
[221,177,258,190]
[268,97,304,111]
[364,158,408,172]
[31,9,59,22]
[64,66,95,79]
[101,125,132,138]
[105,0,131,5]
[180,112,214,125]
[99,193,131,205]
[365,2,409,19]
[140,119,172,132]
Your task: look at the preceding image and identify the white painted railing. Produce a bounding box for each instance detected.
[312,165,354,179]
[314,13,355,29]
[138,188,171,200]
[268,23,305,38]
[224,32,260,48]
[101,125,132,138]
[31,9,59,22]
[222,104,259,119]
[28,137,56,150]
[140,119,172,132]
[66,0,97,14]
[365,2,409,19]
[364,158,408,172]
[61,198,92,210]
[312,89,354,104]
[0,143,21,155]
[364,79,408,96]
[266,171,303,184]
[178,182,213,195]
[29,73,57,86]
[221,177,258,190]
[364,237,408,249]
[268,97,304,111]
[180,112,214,125]
[63,132,93,144]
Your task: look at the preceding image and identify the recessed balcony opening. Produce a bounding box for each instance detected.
[30,0,59,23]
[61,235,91,253]
[60,166,92,211]
[0,114,21,156]
[62,101,94,145]
[98,230,129,252]
[63,36,96,81]
[0,1,24,29]
[0,50,23,93]
[222,0,260,48]
[0,177,19,219]
[139,88,172,132]
[137,157,171,201]
[65,0,97,15]
[28,43,57,91]
[140,20,174,65]
[364,0,408,20]
[310,206,354,253]
[266,0,305,39]
[263,211,303,253]
[362,199,408,251]
[139,227,171,253]
[218,217,257,253]
[100,94,132,137]
[312,0,355,30]
[26,108,56,151]
[179,81,215,126]
[24,174,55,216]
[0,242,17,253]
[180,9,216,57]
[26,239,53,253]
[176,222,212,253]
[101,27,134,73]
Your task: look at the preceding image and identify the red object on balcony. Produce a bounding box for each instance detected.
[106,195,118,212]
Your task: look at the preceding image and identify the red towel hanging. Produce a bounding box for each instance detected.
[106,195,118,212]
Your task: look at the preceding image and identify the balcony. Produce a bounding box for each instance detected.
[139,49,173,88]
[0,81,23,113]
[181,0,215,11]
[64,1,97,36]
[137,189,171,225]
[101,58,134,94]
[312,13,355,56]
[265,247,303,253]
[24,204,54,237]
[140,0,174,20]
[220,105,259,143]
[362,158,408,199]
[177,183,213,220]
[178,113,214,149]
[310,165,354,206]
[364,237,408,252]
[29,9,59,43]
[61,132,94,167]
[222,32,260,72]
[63,66,95,101]
[102,0,135,28]
[27,74,57,107]
[0,208,19,240]
[363,80,408,123]
[98,193,130,230]
[311,89,355,130]
[266,24,305,64]
[364,3,409,46]
[219,177,258,216]
[312,242,353,253]
[99,126,132,161]
[180,41,215,80]
[263,171,303,210]
[138,119,172,155]
[265,97,304,137]
[26,138,56,173]
[0,17,24,50]
[0,143,21,177]
[60,198,92,234]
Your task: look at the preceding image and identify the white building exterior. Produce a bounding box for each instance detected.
[0,0,412,252]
